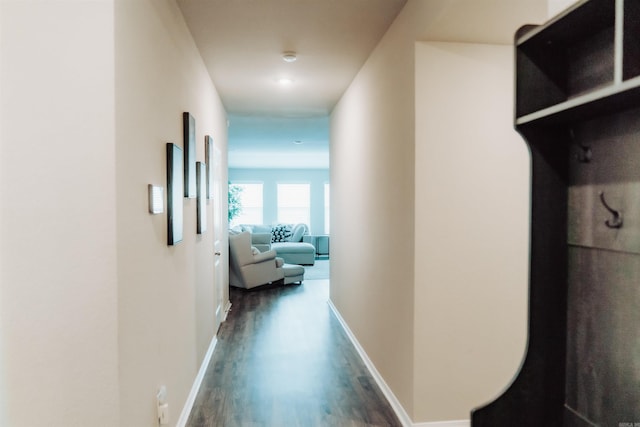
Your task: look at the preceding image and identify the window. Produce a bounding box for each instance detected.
[277,183,310,225]
[324,183,330,234]
[231,182,263,226]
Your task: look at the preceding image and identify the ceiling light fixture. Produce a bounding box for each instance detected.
[277,77,294,85]
[282,51,297,63]
[293,140,303,145]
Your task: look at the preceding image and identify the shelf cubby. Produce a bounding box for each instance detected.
[516,0,616,118]
[623,0,640,80]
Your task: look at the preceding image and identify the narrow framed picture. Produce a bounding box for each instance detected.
[167,143,184,245]
[205,135,214,199]
[196,161,207,234]
[183,112,196,198]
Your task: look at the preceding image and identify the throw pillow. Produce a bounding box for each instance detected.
[271,224,292,242]
[290,223,307,242]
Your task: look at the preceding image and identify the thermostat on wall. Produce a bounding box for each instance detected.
[148,184,164,214]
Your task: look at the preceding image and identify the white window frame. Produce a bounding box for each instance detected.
[230,182,264,226]
[277,183,311,226]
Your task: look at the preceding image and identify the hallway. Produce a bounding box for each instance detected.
[187,279,401,426]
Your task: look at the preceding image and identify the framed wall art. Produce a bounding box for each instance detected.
[183,112,196,198]
[166,143,184,245]
[196,161,207,234]
[205,135,214,199]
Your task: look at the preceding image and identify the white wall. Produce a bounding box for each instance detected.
[548,0,580,17]
[0,11,4,422]
[229,168,329,234]
[331,0,546,423]
[115,0,228,426]
[0,1,227,426]
[0,1,119,426]
[330,0,418,414]
[414,42,529,421]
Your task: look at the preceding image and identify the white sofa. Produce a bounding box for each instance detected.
[234,223,316,265]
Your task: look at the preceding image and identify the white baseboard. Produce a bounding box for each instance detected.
[176,335,218,427]
[414,421,470,427]
[223,300,232,321]
[328,299,414,427]
[328,300,470,427]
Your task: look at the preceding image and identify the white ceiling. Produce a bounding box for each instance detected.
[177,0,549,169]
[177,0,407,169]
[226,114,330,169]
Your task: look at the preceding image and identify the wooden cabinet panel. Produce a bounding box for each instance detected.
[568,108,640,254]
[566,247,640,427]
[568,182,640,253]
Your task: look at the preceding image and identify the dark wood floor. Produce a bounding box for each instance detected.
[187,279,401,427]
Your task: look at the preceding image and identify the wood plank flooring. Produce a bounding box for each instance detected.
[187,279,401,427]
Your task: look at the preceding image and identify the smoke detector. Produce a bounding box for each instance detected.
[282,51,297,63]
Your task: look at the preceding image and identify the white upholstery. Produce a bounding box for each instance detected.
[289,223,308,242]
[271,242,315,265]
[250,233,271,253]
[236,223,316,265]
[229,231,284,289]
[282,263,305,285]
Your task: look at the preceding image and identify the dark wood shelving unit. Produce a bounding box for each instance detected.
[472,1,640,426]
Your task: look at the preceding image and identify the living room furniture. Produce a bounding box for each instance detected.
[228,231,284,289]
[248,229,272,252]
[472,1,640,426]
[302,234,330,257]
[281,262,305,285]
[234,223,316,265]
[271,242,315,265]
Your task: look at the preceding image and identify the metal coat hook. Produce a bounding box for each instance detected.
[599,191,623,229]
[570,128,592,163]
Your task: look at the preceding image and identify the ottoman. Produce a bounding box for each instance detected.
[272,242,316,265]
[282,263,305,285]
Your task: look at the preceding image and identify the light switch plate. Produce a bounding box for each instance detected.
[148,185,164,214]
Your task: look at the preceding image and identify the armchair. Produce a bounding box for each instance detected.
[229,231,284,289]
